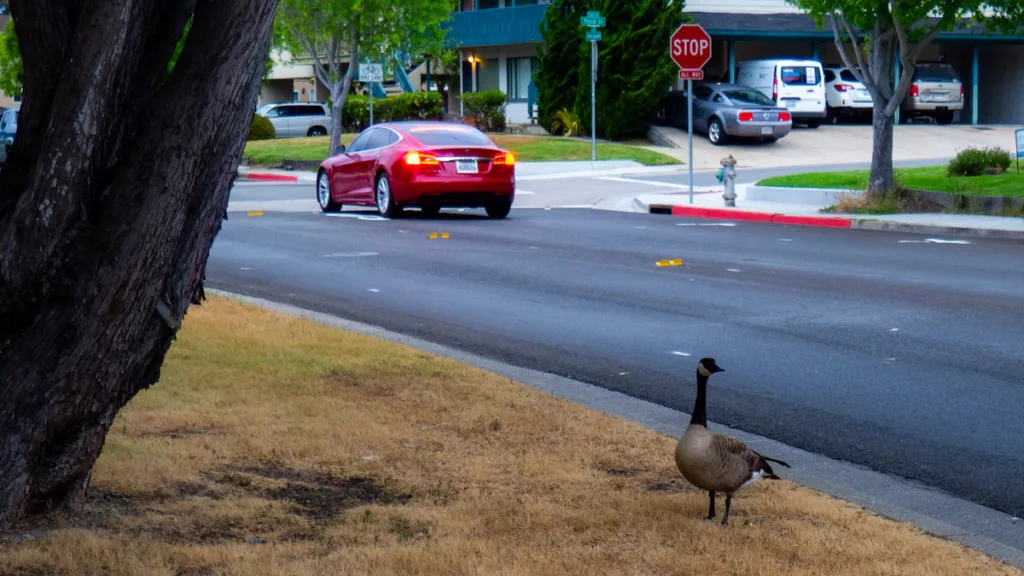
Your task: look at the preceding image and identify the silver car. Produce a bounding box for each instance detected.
[665,82,794,145]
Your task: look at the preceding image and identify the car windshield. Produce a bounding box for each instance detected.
[840,70,861,83]
[914,66,959,82]
[256,104,275,116]
[408,126,493,147]
[723,89,776,107]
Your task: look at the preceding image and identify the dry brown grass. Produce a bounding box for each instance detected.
[0,296,1018,576]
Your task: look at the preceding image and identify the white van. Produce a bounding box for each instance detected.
[736,59,827,128]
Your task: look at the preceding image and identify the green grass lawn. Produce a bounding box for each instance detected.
[758,165,1024,197]
[243,133,680,167]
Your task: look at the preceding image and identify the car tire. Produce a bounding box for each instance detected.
[826,106,840,124]
[707,118,727,146]
[935,111,955,125]
[375,172,402,219]
[308,126,328,137]
[485,197,512,219]
[316,170,342,213]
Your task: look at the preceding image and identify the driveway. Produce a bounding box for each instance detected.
[648,124,1020,171]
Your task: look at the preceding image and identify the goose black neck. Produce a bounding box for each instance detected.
[690,371,708,427]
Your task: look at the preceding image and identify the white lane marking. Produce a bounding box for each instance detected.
[671,351,692,357]
[726,268,742,273]
[516,189,536,195]
[597,176,688,189]
[778,238,793,242]
[325,213,385,221]
[240,267,251,271]
[899,238,972,245]
[368,288,380,293]
[890,328,899,332]
[529,246,540,250]
[677,222,738,227]
[323,252,380,258]
[636,226,648,229]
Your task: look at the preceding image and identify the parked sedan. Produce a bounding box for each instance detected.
[316,121,516,219]
[665,82,793,145]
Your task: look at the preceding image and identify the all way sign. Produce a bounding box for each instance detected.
[669,23,712,205]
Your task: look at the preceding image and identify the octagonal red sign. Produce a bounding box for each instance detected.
[670,24,712,72]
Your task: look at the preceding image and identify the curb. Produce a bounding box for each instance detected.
[236,172,301,183]
[651,204,1024,240]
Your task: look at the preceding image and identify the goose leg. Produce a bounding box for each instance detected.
[705,491,716,520]
[721,494,733,526]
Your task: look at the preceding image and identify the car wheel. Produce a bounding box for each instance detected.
[420,204,441,216]
[316,170,341,213]
[375,172,402,219]
[707,118,726,146]
[308,126,328,137]
[826,106,839,124]
[485,197,512,219]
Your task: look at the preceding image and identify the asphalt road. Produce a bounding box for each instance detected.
[207,196,1024,517]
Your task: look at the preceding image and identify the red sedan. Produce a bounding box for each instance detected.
[316,121,517,219]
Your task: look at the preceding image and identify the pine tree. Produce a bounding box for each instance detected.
[534,0,587,134]
[574,0,682,140]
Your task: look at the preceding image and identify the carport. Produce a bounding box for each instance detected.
[686,12,1024,126]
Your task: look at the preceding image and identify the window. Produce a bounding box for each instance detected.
[348,130,374,153]
[723,89,777,107]
[913,65,960,83]
[779,66,821,86]
[507,57,534,100]
[713,93,726,103]
[477,58,500,92]
[408,126,492,146]
[367,128,393,150]
[840,70,860,83]
[824,70,836,83]
[692,85,713,101]
[264,107,284,118]
[477,0,500,8]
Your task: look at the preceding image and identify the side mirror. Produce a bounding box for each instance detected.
[334,145,346,156]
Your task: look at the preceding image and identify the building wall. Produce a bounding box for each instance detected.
[458,44,538,124]
[684,0,803,13]
[978,44,1024,124]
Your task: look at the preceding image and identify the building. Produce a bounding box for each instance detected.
[444,0,1024,126]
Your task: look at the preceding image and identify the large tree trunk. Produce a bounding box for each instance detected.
[0,0,278,529]
[869,102,896,194]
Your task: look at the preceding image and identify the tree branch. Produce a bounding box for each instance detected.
[885,13,944,116]
[837,13,875,88]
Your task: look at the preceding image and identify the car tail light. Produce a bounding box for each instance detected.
[494,152,516,166]
[909,84,919,97]
[834,84,847,92]
[738,111,753,122]
[772,77,778,101]
[960,85,964,100]
[779,112,791,122]
[404,151,438,166]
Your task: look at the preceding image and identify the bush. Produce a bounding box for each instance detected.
[248,114,276,141]
[462,90,508,132]
[342,92,444,131]
[948,147,1012,176]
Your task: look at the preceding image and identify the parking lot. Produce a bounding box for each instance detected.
[648,123,1023,170]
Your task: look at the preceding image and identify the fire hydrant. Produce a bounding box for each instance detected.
[720,155,737,207]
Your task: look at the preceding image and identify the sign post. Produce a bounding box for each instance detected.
[1016,128,1024,173]
[359,63,384,126]
[670,24,712,204]
[581,11,606,162]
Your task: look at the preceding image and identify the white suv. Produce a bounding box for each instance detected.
[824,66,873,123]
[256,102,332,138]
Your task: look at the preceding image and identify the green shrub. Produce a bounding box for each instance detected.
[248,114,276,141]
[342,92,444,131]
[948,147,1012,176]
[462,90,508,132]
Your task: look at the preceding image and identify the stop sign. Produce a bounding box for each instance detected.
[670,24,712,72]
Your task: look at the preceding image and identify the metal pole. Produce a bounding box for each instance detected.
[370,81,375,126]
[591,39,597,162]
[687,78,693,204]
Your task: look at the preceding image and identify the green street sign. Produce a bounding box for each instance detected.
[581,15,606,27]
[586,30,602,41]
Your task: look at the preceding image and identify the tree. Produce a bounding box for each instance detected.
[0,17,20,101]
[0,0,279,529]
[787,0,1024,197]
[534,0,587,134]
[275,0,455,154]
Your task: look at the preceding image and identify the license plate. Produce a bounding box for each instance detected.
[456,160,478,174]
[932,92,948,101]
[761,127,773,135]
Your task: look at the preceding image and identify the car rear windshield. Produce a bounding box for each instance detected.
[723,90,777,107]
[409,127,492,146]
[840,70,860,82]
[914,66,960,82]
[779,65,821,86]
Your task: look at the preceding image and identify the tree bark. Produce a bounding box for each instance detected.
[0,0,278,528]
[869,101,896,193]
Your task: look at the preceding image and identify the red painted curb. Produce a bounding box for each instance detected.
[771,214,852,228]
[668,205,853,229]
[242,173,300,183]
[671,205,775,223]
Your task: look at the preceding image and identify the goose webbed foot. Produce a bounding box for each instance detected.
[704,490,716,520]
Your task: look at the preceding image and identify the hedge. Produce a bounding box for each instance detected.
[248,114,276,141]
[340,92,444,131]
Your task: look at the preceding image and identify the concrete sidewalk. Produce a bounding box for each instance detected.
[633,183,1024,240]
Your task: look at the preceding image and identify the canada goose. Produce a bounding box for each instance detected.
[674,357,791,526]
